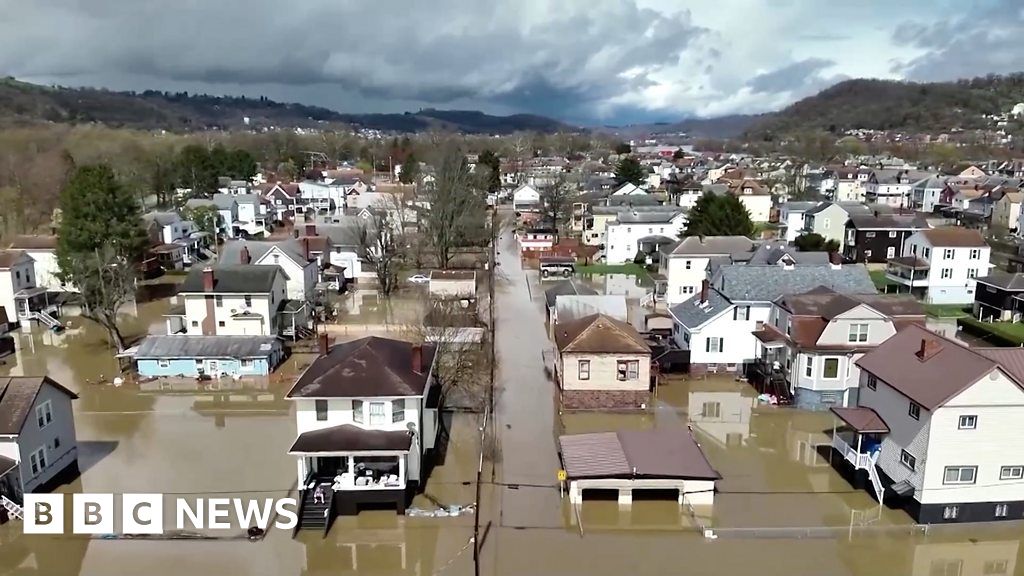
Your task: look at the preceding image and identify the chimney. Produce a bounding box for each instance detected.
[302,238,311,261]
[202,267,215,292]
[318,332,331,357]
[411,344,423,373]
[240,245,251,264]
[700,279,709,304]
[829,251,842,266]
[305,224,317,237]
[916,338,942,362]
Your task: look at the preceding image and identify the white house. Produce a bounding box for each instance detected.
[220,240,318,303]
[232,194,270,238]
[286,336,441,520]
[512,184,542,212]
[728,179,773,223]
[657,236,755,305]
[611,182,645,196]
[0,376,79,509]
[834,325,1024,523]
[0,250,63,331]
[166,265,288,337]
[603,210,686,264]
[779,202,819,242]
[911,176,949,213]
[886,228,992,304]
[142,211,207,266]
[299,180,347,214]
[751,288,925,409]
[8,235,67,293]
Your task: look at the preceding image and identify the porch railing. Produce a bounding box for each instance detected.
[832,434,872,469]
[1,495,23,520]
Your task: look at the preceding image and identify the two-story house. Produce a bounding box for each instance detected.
[164,265,287,337]
[779,202,819,242]
[511,184,542,212]
[751,288,925,409]
[0,376,79,514]
[801,202,850,249]
[232,194,270,238]
[911,176,950,213]
[0,250,62,331]
[992,192,1022,232]
[286,335,441,523]
[657,236,755,305]
[865,170,930,207]
[843,213,929,264]
[8,235,67,293]
[298,180,347,214]
[553,314,651,410]
[261,183,301,223]
[832,168,868,203]
[886,228,992,304]
[973,272,1024,321]
[725,179,772,222]
[603,210,686,264]
[834,325,1024,523]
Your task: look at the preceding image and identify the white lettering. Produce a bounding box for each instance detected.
[207,498,231,529]
[232,499,274,530]
[273,499,298,530]
[176,499,204,530]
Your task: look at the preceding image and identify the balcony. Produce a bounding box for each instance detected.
[885,256,930,287]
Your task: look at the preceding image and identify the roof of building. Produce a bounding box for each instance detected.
[855,324,1022,410]
[180,265,282,293]
[918,227,988,247]
[9,235,58,250]
[289,424,413,454]
[0,377,78,435]
[664,236,755,257]
[430,270,476,281]
[554,296,629,325]
[142,211,181,227]
[746,242,830,266]
[0,455,15,478]
[614,210,684,224]
[668,288,733,330]
[558,428,720,480]
[830,407,890,434]
[715,264,877,303]
[287,337,437,399]
[220,239,309,266]
[0,249,28,269]
[975,271,1024,291]
[134,335,280,359]
[778,288,925,318]
[553,313,650,354]
[543,280,599,309]
[782,201,820,212]
[209,194,239,210]
[847,214,929,231]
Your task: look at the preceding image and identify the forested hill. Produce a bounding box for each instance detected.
[0,77,575,134]
[746,74,1024,140]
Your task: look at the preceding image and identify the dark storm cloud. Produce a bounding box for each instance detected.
[747,58,835,94]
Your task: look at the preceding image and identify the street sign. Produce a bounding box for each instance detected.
[557,470,567,482]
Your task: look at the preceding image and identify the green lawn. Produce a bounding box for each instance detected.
[575,263,649,277]
[922,304,970,318]
[869,270,895,290]
[958,317,1024,345]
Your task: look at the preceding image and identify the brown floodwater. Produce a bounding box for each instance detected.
[3,224,1024,575]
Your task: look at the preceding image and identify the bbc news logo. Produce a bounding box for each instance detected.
[23,494,299,534]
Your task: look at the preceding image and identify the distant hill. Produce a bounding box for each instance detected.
[746,74,1024,140]
[0,77,576,134]
[598,114,761,139]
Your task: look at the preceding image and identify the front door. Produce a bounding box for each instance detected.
[316,456,345,478]
[208,360,219,373]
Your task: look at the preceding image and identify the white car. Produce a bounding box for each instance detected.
[407,274,430,284]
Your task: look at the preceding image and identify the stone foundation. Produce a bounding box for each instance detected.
[561,389,651,410]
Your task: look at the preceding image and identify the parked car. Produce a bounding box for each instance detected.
[407,274,430,284]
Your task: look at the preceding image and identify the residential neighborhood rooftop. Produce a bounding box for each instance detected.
[553,313,649,354]
[0,376,78,435]
[714,264,877,302]
[918,227,988,247]
[287,337,437,399]
[558,428,720,480]
[180,265,282,293]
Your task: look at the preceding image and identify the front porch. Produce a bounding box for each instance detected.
[14,287,64,331]
[885,257,930,294]
[829,407,889,504]
[749,327,792,404]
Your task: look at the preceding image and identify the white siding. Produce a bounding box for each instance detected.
[661,256,710,305]
[558,352,650,391]
[295,398,421,436]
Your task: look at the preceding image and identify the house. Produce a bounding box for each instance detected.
[553,314,652,409]
[801,202,851,249]
[231,194,270,238]
[428,271,476,302]
[317,219,376,285]
[0,250,63,331]
[912,176,950,213]
[512,184,542,212]
[543,280,599,324]
[286,336,441,520]
[865,170,929,207]
[992,192,1022,231]
[834,325,1024,523]
[261,183,301,222]
[972,272,1024,321]
[725,179,772,222]
[843,214,929,264]
[779,202,819,242]
[142,211,209,267]
[751,288,925,409]
[8,235,65,293]
[551,295,628,336]
[133,335,284,378]
[298,180,347,214]
[657,236,755,305]
[185,196,234,239]
[0,376,79,510]
[220,239,319,304]
[886,228,991,304]
[165,266,288,337]
[603,210,686,264]
[518,227,557,252]
[832,168,867,203]
[669,263,877,376]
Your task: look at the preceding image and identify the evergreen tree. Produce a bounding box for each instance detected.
[683,193,755,238]
[614,156,647,186]
[477,149,501,193]
[398,152,420,184]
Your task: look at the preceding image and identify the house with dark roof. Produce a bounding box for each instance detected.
[8,235,66,293]
[603,209,686,264]
[286,335,441,524]
[553,314,652,410]
[972,272,1024,321]
[0,376,79,514]
[751,288,925,409]
[843,213,929,264]
[0,249,64,333]
[887,227,992,304]
[220,236,320,305]
[832,325,1024,523]
[656,236,756,305]
[167,265,288,337]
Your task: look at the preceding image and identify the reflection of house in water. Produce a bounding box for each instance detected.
[137,378,289,428]
[785,415,836,493]
[910,540,1017,576]
[687,380,756,448]
[299,523,440,575]
[582,273,651,300]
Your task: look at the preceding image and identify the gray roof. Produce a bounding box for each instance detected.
[591,205,683,216]
[209,194,238,210]
[317,223,366,248]
[180,265,281,293]
[614,210,684,224]
[220,239,308,266]
[544,280,599,308]
[605,194,666,207]
[847,214,929,230]
[781,201,819,213]
[233,193,261,205]
[975,272,1024,291]
[143,211,181,227]
[804,202,837,216]
[665,235,755,257]
[747,242,830,266]
[714,264,877,302]
[669,288,732,329]
[135,335,280,359]
[554,295,628,324]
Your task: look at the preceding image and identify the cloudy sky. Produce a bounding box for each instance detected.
[0,0,1021,125]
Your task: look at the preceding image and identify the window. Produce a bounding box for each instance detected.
[392,399,406,423]
[369,402,386,425]
[53,437,60,450]
[823,219,830,230]
[706,337,723,353]
[804,356,814,378]
[923,247,931,259]
[733,306,749,321]
[353,400,364,423]
[578,360,591,380]
[931,559,962,576]
[942,506,960,520]
[943,248,954,259]
[999,466,1023,480]
[958,415,977,429]
[888,231,897,238]
[36,401,53,428]
[943,466,977,485]
[218,321,225,327]
[984,560,1009,575]
[191,321,199,328]
[994,504,1009,518]
[701,402,721,418]
[215,295,223,307]
[244,295,253,307]
[315,400,328,421]
[241,359,253,369]
[900,449,917,471]
[866,232,876,238]
[616,360,639,380]
[886,246,895,258]
[848,323,869,343]
[29,447,47,475]
[909,402,921,420]
[822,358,840,379]
[967,268,977,278]
[867,374,877,390]
[685,260,692,270]
[157,359,170,368]
[969,249,981,259]
[941,268,952,279]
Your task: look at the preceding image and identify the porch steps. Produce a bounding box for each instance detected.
[296,486,331,531]
[865,457,885,506]
[1,496,23,520]
[26,310,63,331]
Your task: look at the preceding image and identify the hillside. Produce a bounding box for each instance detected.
[0,77,575,134]
[746,74,1024,140]
[598,114,761,139]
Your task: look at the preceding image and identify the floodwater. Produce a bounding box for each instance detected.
[4,223,1024,575]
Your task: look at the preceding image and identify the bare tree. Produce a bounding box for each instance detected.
[357,201,406,297]
[64,245,137,351]
[419,147,488,269]
[541,174,577,233]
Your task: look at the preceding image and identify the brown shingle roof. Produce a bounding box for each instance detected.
[559,428,720,480]
[830,407,890,433]
[919,227,987,247]
[288,424,413,454]
[0,376,78,435]
[9,235,58,250]
[774,289,925,349]
[287,337,437,399]
[554,314,650,354]
[0,250,27,269]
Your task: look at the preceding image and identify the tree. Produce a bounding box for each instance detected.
[683,193,755,238]
[419,147,488,269]
[672,147,686,160]
[794,232,840,253]
[541,175,576,232]
[477,149,501,193]
[614,156,646,186]
[63,245,138,351]
[398,152,420,184]
[184,204,221,255]
[176,144,218,197]
[357,206,405,297]
[614,142,632,154]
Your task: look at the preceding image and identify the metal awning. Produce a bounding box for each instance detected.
[753,327,787,349]
[115,345,139,358]
[831,407,890,434]
[14,286,48,298]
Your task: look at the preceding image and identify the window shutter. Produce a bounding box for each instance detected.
[719,338,724,352]
[705,339,711,353]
